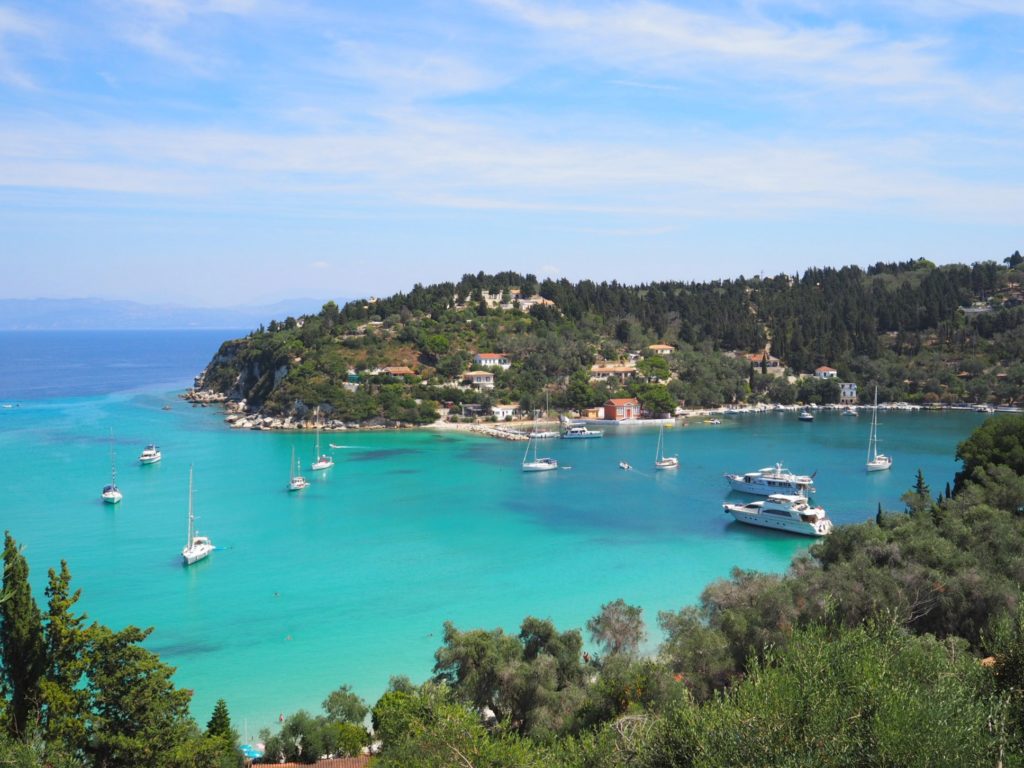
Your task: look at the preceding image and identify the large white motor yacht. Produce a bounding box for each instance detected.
[723,493,833,537]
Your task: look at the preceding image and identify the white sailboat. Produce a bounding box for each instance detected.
[654,424,679,470]
[866,385,892,472]
[288,447,309,491]
[101,432,122,504]
[522,434,558,472]
[181,466,214,565]
[311,410,333,471]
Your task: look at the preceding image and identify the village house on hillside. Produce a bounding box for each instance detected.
[648,343,674,356]
[381,366,416,378]
[590,363,637,383]
[462,370,495,389]
[815,365,838,379]
[473,352,511,370]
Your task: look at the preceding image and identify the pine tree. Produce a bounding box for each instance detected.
[0,532,46,740]
[876,502,883,526]
[206,698,235,741]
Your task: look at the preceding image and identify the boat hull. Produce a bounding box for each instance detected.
[139,455,161,464]
[522,461,558,472]
[655,458,679,470]
[866,456,892,472]
[311,459,334,471]
[101,491,122,504]
[182,545,213,565]
[723,504,832,537]
[725,476,814,495]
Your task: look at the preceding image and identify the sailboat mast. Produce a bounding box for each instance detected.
[186,465,194,546]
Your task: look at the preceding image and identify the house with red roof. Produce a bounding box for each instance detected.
[603,397,641,421]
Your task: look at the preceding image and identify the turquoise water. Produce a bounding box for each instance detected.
[0,335,988,735]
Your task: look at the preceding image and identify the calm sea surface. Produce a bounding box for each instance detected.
[0,331,989,735]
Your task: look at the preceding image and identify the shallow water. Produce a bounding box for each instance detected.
[0,332,987,734]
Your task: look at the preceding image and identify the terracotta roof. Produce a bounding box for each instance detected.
[261,758,370,768]
[606,398,640,406]
[463,370,494,378]
[475,353,508,359]
[648,344,674,350]
[382,366,415,376]
[815,365,837,372]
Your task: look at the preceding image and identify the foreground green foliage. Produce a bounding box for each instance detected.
[0,536,241,768]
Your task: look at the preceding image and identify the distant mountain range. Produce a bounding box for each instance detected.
[0,297,342,331]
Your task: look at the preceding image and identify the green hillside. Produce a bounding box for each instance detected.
[195,253,1024,424]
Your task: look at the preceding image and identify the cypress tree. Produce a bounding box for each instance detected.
[40,560,90,753]
[876,502,883,527]
[0,532,46,740]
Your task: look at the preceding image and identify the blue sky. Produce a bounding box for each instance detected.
[0,0,1022,306]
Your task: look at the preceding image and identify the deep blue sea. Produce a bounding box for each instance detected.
[0,331,989,739]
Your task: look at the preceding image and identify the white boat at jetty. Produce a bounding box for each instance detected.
[724,463,815,495]
[101,432,122,504]
[562,425,603,439]
[182,466,214,565]
[654,424,678,470]
[723,493,833,537]
[139,444,162,464]
[866,385,892,472]
[528,429,560,439]
[798,410,814,421]
[522,435,558,472]
[311,411,334,471]
[288,447,309,491]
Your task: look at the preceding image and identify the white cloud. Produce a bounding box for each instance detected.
[477,0,962,95]
[2,112,1019,224]
[0,6,48,88]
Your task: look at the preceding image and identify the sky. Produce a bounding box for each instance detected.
[0,0,1022,306]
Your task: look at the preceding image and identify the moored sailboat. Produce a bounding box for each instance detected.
[522,434,558,472]
[866,385,892,472]
[181,465,214,565]
[654,424,678,470]
[311,409,333,471]
[288,447,309,490]
[101,432,122,504]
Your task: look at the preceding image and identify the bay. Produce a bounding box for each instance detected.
[0,331,988,737]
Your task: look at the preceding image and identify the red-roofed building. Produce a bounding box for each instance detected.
[814,365,838,379]
[473,352,511,370]
[603,397,641,421]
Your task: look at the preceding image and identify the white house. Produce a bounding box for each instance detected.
[839,382,858,405]
[473,352,511,370]
[462,371,495,389]
[491,403,520,421]
[815,366,838,379]
[648,344,674,356]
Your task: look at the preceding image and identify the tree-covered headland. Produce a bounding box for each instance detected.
[7,415,1024,765]
[196,253,1024,424]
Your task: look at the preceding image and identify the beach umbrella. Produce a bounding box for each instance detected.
[240,744,264,759]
